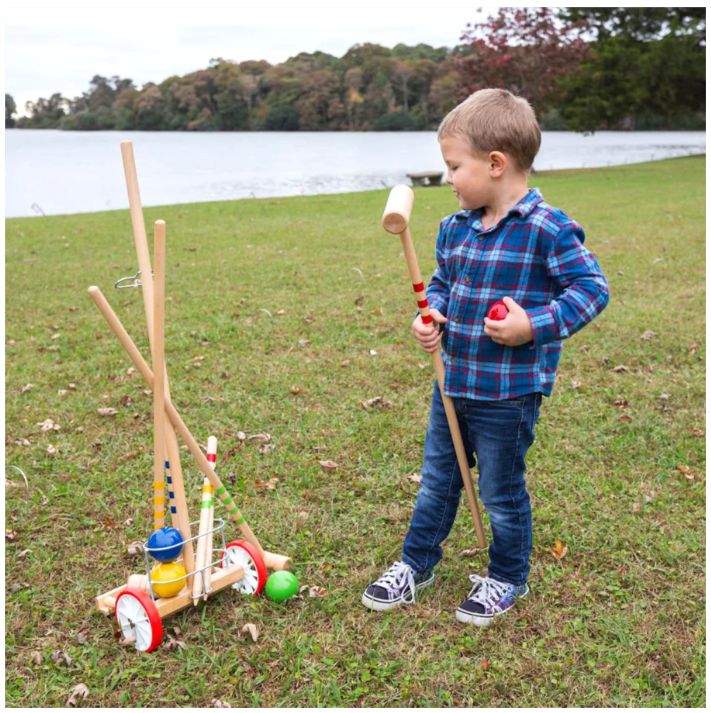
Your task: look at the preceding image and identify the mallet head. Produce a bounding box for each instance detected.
[382,184,415,234]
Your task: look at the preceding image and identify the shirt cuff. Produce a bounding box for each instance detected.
[527,305,558,346]
[426,294,448,317]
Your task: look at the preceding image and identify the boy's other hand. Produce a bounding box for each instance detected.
[483,297,534,347]
[413,309,447,353]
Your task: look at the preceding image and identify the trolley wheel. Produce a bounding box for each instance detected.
[115,587,163,652]
[221,540,268,596]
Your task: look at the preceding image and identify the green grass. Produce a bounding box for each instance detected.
[5,156,705,707]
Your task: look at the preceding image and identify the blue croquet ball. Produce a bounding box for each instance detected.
[146,526,184,562]
[265,570,299,602]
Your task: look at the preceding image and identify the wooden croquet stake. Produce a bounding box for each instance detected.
[205,436,217,600]
[87,285,267,558]
[120,141,195,583]
[153,220,166,530]
[382,185,488,549]
[192,468,213,603]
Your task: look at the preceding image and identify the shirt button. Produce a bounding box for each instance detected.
[464,276,470,283]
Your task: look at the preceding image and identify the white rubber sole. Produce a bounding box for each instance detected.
[361,573,435,612]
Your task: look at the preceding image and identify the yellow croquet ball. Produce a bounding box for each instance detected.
[150,561,186,598]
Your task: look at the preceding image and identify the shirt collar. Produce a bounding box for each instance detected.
[453,188,543,226]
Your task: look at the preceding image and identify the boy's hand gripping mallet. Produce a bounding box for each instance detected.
[382,185,488,549]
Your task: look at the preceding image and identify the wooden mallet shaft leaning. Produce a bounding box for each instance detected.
[382,185,488,549]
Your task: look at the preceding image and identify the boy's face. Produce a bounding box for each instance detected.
[439,135,493,211]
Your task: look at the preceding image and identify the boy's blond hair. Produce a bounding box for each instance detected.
[438,89,541,173]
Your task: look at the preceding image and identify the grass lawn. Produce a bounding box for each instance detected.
[5,155,705,707]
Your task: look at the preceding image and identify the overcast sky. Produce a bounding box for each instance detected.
[6,5,484,117]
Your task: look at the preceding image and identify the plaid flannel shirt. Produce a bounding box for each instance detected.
[427,188,609,400]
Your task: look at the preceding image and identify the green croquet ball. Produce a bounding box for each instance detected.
[265,571,299,602]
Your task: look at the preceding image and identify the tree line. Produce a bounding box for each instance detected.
[6,8,705,134]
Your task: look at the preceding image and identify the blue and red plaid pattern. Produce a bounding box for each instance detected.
[427,188,609,400]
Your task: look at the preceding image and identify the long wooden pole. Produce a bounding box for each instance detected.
[153,220,166,530]
[382,185,488,549]
[88,285,266,558]
[120,141,195,581]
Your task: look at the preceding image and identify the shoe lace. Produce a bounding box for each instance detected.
[466,574,512,608]
[374,561,417,603]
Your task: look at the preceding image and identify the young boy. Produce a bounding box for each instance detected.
[362,88,610,626]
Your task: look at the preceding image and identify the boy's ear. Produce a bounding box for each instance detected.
[488,151,506,178]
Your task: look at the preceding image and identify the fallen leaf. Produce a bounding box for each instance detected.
[406,472,422,484]
[317,460,338,473]
[276,309,286,316]
[6,529,17,541]
[571,380,582,390]
[458,548,483,557]
[610,365,630,373]
[614,399,629,409]
[369,349,377,356]
[619,415,633,424]
[37,418,60,432]
[51,650,72,667]
[354,295,364,305]
[371,308,383,316]
[479,660,490,671]
[18,549,32,559]
[127,541,144,556]
[77,628,90,644]
[50,333,60,340]
[303,316,315,324]
[97,408,118,417]
[9,582,30,593]
[298,339,310,348]
[340,359,351,367]
[632,502,642,513]
[291,385,301,394]
[548,540,568,561]
[247,433,271,444]
[241,623,259,642]
[362,396,393,409]
[20,383,34,394]
[677,465,694,480]
[46,445,59,456]
[211,700,232,708]
[119,395,132,406]
[58,389,68,396]
[258,444,273,455]
[309,585,327,598]
[6,340,16,346]
[640,330,657,340]
[692,428,705,437]
[30,651,42,665]
[237,431,246,441]
[66,683,89,707]
[255,477,278,490]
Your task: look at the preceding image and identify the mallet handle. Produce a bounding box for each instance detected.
[87,286,266,558]
[121,141,195,581]
[383,186,488,549]
[153,220,166,530]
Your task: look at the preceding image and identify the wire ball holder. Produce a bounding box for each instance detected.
[142,518,228,602]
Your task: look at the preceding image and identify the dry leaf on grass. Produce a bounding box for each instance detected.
[66,683,89,707]
[458,548,483,557]
[97,408,118,417]
[46,445,59,456]
[632,502,642,513]
[58,389,68,396]
[619,415,633,424]
[237,431,246,441]
[6,529,17,541]
[614,399,629,409]
[677,464,694,480]
[640,330,657,340]
[211,700,232,708]
[692,428,705,437]
[9,582,30,594]
[548,540,568,561]
[610,365,631,373]
[317,460,338,473]
[20,383,34,394]
[255,477,279,490]
[291,385,301,394]
[51,650,73,666]
[77,628,90,645]
[247,433,271,444]
[258,444,273,455]
[369,349,377,356]
[30,651,42,665]
[340,359,351,367]
[18,549,32,559]
[127,541,144,556]
[571,380,582,390]
[406,472,422,484]
[479,660,490,671]
[37,418,60,432]
[50,333,61,340]
[309,586,327,598]
[241,623,259,642]
[362,396,393,409]
[298,339,310,348]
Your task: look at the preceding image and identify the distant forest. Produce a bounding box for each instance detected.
[6,8,706,134]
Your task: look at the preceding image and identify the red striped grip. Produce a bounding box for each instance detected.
[412,282,425,293]
[417,299,429,309]
[421,314,433,325]
[207,453,216,463]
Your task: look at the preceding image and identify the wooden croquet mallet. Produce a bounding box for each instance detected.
[382,185,488,549]
[87,285,267,558]
[153,220,167,530]
[120,141,195,582]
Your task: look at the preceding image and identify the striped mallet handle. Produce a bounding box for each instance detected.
[87,286,266,558]
[153,220,166,529]
[192,467,213,603]
[382,185,487,549]
[121,141,195,581]
[205,436,217,600]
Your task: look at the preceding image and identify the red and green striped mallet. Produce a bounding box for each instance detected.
[382,185,487,549]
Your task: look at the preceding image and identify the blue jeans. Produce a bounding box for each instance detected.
[402,382,542,587]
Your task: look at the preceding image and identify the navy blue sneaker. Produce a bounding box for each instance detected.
[456,574,529,626]
[361,561,434,611]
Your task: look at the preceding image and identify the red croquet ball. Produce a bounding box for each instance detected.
[487,300,509,321]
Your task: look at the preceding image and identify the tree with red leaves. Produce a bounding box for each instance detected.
[457,7,590,115]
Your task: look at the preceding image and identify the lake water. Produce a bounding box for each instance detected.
[5,129,706,218]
